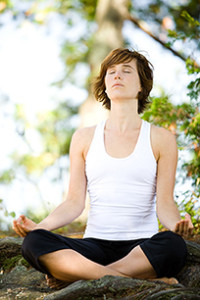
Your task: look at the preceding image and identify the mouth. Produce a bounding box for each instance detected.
[112,83,123,88]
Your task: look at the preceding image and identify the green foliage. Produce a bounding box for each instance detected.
[144,11,200,227]
[178,191,200,235]
[0,169,15,184]
[143,94,200,195]
[37,102,78,157]
[24,207,49,225]
[158,193,200,235]
[0,0,13,14]
[132,0,200,58]
[167,10,200,42]
[0,0,199,230]
[59,41,91,87]
[57,0,98,21]
[5,101,78,177]
[181,10,200,29]
[143,96,178,128]
[186,59,200,102]
[0,199,16,218]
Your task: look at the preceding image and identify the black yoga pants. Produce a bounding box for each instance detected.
[21,229,187,278]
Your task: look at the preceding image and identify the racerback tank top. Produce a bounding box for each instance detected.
[84,119,158,240]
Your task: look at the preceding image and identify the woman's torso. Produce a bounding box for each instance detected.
[83,119,159,240]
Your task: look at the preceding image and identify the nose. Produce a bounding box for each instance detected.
[114,71,121,79]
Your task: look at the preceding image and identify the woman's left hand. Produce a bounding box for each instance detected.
[174,213,194,237]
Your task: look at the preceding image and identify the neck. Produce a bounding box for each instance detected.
[107,100,141,133]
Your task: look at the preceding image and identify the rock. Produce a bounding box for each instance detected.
[185,240,200,263]
[43,276,200,300]
[0,265,51,299]
[176,240,200,288]
[0,236,200,299]
[0,237,25,271]
[1,265,45,288]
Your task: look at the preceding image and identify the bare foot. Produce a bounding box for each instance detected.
[149,277,179,285]
[45,274,72,290]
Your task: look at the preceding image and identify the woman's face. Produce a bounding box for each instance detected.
[104,59,141,103]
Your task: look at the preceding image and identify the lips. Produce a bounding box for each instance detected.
[112,83,124,88]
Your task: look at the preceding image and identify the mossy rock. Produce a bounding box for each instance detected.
[43,276,200,300]
[0,237,29,272]
[2,255,29,271]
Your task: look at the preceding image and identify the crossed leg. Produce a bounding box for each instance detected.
[108,245,156,279]
[107,246,178,284]
[39,249,127,283]
[39,245,158,288]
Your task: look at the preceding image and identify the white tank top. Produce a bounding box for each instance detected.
[84,119,158,240]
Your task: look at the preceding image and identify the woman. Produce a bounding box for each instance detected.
[13,48,193,288]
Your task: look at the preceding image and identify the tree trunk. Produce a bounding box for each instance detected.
[79,0,129,127]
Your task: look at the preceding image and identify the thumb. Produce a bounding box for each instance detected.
[19,215,27,227]
[20,215,26,222]
[185,213,191,220]
[185,213,194,227]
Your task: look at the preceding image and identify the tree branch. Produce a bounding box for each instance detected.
[126,13,187,62]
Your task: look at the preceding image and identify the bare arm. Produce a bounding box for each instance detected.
[154,127,193,236]
[13,129,88,237]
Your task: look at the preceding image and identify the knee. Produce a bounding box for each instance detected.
[163,231,187,258]
[143,231,188,278]
[21,229,45,258]
[156,231,188,276]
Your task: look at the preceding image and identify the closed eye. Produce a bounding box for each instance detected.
[108,70,115,74]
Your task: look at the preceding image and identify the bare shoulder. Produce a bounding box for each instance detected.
[70,126,96,159]
[151,125,177,142]
[151,125,177,160]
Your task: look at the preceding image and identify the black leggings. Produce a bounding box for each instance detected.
[21,230,187,278]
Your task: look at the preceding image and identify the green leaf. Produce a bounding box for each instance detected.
[10,212,16,218]
[181,10,200,27]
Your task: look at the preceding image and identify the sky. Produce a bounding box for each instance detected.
[0,9,194,227]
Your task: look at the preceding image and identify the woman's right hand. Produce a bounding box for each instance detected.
[13,215,38,237]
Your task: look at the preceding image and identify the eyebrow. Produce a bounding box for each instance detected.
[122,64,134,69]
[108,64,134,69]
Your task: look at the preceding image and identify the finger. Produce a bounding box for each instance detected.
[180,222,186,236]
[174,222,180,233]
[13,222,25,237]
[185,213,194,227]
[179,220,194,237]
[189,226,194,236]
[183,220,189,235]
[14,221,27,237]
[20,215,27,223]
[18,215,25,225]
[13,219,25,236]
[185,214,194,235]
[175,220,185,236]
[13,220,22,233]
[185,213,191,221]
[15,225,26,237]
[13,220,20,235]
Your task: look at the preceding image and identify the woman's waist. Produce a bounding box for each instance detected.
[84,212,158,240]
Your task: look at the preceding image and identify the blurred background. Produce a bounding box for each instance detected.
[0,0,199,234]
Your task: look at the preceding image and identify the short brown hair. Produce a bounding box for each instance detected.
[93,48,153,114]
